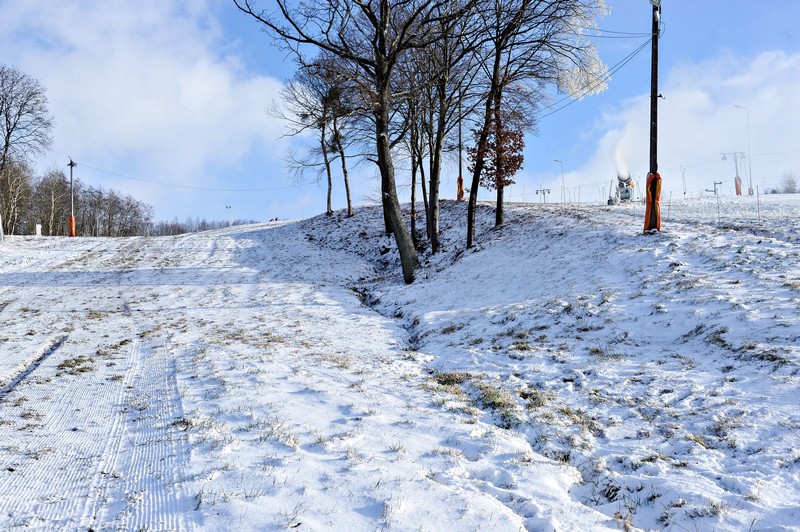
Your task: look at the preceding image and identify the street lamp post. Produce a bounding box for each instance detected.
[554,159,564,203]
[734,105,754,195]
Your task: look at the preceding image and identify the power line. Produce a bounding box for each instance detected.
[75,162,315,192]
[581,27,652,39]
[539,36,652,119]
[538,17,667,121]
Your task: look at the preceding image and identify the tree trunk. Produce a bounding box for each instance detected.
[375,61,418,283]
[332,115,352,217]
[376,120,418,283]
[415,138,430,243]
[467,93,497,248]
[467,39,504,248]
[493,94,504,227]
[321,122,333,215]
[48,186,57,235]
[428,77,448,254]
[495,186,504,226]
[410,146,418,249]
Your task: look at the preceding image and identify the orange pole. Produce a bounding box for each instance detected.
[644,172,661,233]
[69,216,76,237]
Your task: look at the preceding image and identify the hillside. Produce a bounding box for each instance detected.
[0,197,798,531]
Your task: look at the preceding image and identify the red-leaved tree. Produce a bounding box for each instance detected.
[468,113,525,227]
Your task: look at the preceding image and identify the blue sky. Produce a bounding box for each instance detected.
[2,1,799,223]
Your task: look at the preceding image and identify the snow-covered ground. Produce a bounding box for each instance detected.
[0,195,798,531]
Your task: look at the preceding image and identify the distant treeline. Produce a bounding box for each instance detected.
[2,162,151,237]
[766,173,798,195]
[1,162,255,237]
[150,217,259,236]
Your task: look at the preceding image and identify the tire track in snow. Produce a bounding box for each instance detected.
[92,313,193,530]
[74,236,193,529]
[0,334,68,398]
[0,236,188,529]
[77,317,147,529]
[0,326,139,529]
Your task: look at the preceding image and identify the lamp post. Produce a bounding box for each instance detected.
[734,105,754,195]
[554,159,564,203]
[644,0,662,233]
[68,157,77,237]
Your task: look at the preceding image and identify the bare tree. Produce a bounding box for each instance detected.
[408,3,482,254]
[0,160,33,235]
[275,57,358,217]
[29,168,69,235]
[274,64,338,214]
[328,84,355,217]
[781,172,797,194]
[0,64,54,234]
[396,49,432,249]
[0,64,53,172]
[466,0,608,248]
[233,0,474,283]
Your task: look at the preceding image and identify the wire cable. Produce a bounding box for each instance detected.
[74,162,315,192]
[538,36,652,119]
[581,27,652,39]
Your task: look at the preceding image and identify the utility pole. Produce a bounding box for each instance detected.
[721,152,745,177]
[734,105,754,195]
[680,167,686,195]
[644,0,662,233]
[68,157,77,237]
[554,159,564,204]
[648,1,660,178]
[706,181,723,223]
[706,181,723,196]
[535,188,551,204]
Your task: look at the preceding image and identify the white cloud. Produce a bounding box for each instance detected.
[0,0,288,218]
[571,50,800,197]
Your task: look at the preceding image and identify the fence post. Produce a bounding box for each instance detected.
[756,186,761,222]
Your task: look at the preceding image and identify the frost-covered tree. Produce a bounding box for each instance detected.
[780,172,797,194]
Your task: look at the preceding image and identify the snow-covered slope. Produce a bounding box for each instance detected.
[0,196,798,531]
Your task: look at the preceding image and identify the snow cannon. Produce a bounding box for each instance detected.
[607,174,636,205]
